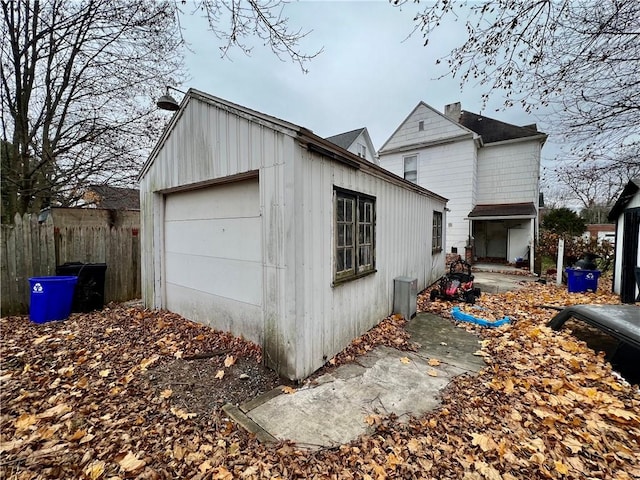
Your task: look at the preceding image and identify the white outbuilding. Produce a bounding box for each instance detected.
[608,178,640,303]
[139,89,447,379]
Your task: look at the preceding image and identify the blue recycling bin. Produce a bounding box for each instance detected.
[566,268,601,293]
[28,276,78,323]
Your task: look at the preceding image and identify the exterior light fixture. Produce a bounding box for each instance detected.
[156,86,184,111]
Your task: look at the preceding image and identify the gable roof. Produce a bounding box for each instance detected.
[325,128,366,150]
[608,178,640,221]
[458,111,547,144]
[378,102,475,153]
[140,89,447,203]
[86,185,140,210]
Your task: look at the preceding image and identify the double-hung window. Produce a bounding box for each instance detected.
[404,155,417,183]
[357,143,367,158]
[432,211,443,253]
[335,188,375,282]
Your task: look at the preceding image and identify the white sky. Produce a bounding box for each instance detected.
[178,0,559,168]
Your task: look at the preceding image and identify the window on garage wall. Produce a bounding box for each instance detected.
[334,187,376,282]
[432,211,443,253]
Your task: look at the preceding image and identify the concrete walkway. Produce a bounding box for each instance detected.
[224,314,485,448]
[472,270,538,293]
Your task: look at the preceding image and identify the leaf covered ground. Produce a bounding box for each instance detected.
[1,281,639,479]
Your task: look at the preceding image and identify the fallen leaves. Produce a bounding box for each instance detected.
[1,280,639,479]
[170,406,197,420]
[224,355,236,367]
[325,314,418,367]
[117,451,146,473]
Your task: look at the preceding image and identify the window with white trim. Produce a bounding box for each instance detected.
[335,188,376,281]
[404,155,417,183]
[357,143,367,158]
[432,211,443,253]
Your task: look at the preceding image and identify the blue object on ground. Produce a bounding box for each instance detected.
[451,306,511,328]
[28,276,78,323]
[566,268,601,293]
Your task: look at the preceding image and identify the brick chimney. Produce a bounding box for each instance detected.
[444,102,461,121]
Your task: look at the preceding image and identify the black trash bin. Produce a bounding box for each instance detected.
[55,262,107,312]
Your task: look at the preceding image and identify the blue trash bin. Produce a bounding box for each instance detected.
[566,268,601,293]
[29,276,78,323]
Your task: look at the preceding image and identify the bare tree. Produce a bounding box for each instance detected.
[1,0,319,223]
[188,0,321,72]
[553,151,640,211]
[401,0,640,166]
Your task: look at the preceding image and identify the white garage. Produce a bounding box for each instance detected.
[163,178,263,343]
[139,89,448,379]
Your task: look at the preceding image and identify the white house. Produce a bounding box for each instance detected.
[139,89,447,380]
[325,127,378,164]
[608,178,640,303]
[378,102,546,271]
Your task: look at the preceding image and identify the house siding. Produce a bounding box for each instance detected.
[349,130,377,164]
[381,103,470,152]
[476,140,541,205]
[379,139,476,254]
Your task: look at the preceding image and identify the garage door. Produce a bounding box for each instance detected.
[163,178,262,339]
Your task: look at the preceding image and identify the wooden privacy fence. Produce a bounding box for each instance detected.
[1,213,140,316]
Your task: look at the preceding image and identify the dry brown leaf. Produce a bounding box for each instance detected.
[364,414,382,426]
[37,403,71,419]
[400,356,411,364]
[241,466,259,477]
[224,355,236,367]
[160,388,173,399]
[118,451,146,473]
[554,460,569,475]
[470,433,497,452]
[427,368,438,377]
[170,407,197,420]
[33,334,51,345]
[98,369,110,377]
[214,369,225,379]
[14,413,37,430]
[428,358,441,366]
[213,466,233,479]
[139,354,159,370]
[84,460,105,480]
[281,386,296,394]
[406,438,422,454]
[474,460,502,480]
[562,437,583,454]
[605,407,638,422]
[68,429,86,441]
[199,459,213,474]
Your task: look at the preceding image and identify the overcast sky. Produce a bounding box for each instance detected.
[177,0,559,169]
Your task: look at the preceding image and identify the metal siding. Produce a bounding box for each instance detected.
[139,98,295,370]
[292,148,446,378]
[141,97,447,380]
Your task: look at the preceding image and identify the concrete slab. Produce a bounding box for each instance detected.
[472,271,537,293]
[230,313,485,448]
